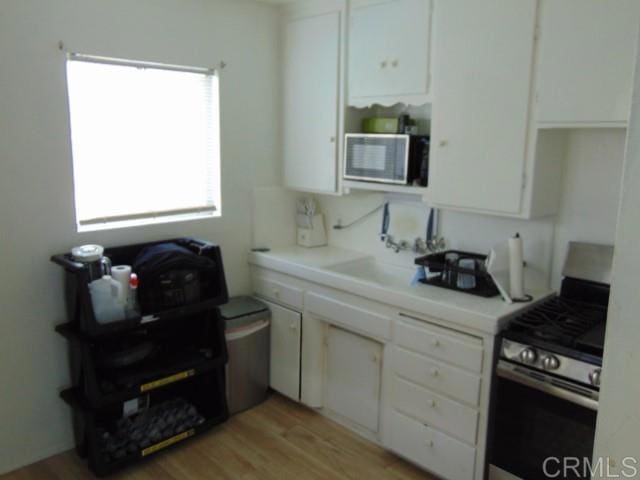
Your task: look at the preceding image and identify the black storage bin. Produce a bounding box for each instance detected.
[51,238,228,337]
[63,372,228,477]
[415,250,500,298]
[66,310,228,409]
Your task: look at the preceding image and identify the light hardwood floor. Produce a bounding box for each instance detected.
[2,393,435,480]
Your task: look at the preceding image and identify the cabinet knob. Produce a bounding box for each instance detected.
[372,353,379,363]
[431,338,440,347]
[272,288,280,297]
[428,440,435,448]
[430,367,439,378]
[391,59,399,67]
[289,322,297,331]
[380,60,388,68]
[438,140,448,147]
[430,399,437,408]
[330,136,336,143]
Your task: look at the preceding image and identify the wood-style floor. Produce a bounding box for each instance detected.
[2,393,435,480]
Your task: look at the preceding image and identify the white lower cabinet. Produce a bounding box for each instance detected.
[387,314,487,480]
[393,346,482,407]
[325,326,382,433]
[392,376,479,445]
[253,268,492,480]
[264,300,301,402]
[389,409,476,480]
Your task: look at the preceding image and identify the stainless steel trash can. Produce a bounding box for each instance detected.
[221,296,270,415]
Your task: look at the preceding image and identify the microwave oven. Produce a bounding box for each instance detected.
[343,134,430,186]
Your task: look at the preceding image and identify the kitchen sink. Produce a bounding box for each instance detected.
[326,257,415,289]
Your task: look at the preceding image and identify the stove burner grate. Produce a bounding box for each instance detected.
[509,296,606,351]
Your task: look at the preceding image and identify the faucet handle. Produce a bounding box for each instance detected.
[413,237,427,254]
[427,237,446,253]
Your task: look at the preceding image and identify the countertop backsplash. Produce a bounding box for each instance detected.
[316,191,555,277]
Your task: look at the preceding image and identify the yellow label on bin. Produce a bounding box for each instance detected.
[140,369,195,393]
[141,429,195,457]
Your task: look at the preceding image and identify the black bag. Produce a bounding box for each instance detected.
[133,242,217,312]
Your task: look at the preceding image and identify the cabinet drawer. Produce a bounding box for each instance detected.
[389,409,476,480]
[392,376,478,445]
[395,318,483,373]
[305,292,392,341]
[253,274,304,311]
[393,347,481,406]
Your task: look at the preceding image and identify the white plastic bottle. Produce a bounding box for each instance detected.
[89,275,125,324]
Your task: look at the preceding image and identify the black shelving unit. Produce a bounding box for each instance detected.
[52,238,230,477]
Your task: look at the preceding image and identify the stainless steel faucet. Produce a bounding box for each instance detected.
[384,235,410,253]
[383,234,446,254]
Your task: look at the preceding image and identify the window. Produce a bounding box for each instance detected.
[65,54,221,232]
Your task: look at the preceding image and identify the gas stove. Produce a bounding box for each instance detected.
[499,242,614,392]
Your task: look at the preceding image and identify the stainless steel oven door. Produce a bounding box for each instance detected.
[489,361,598,480]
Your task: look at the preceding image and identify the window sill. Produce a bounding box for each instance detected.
[77,210,220,233]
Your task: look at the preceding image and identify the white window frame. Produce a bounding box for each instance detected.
[65,53,222,232]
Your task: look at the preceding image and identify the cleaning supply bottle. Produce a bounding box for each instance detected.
[126,273,140,318]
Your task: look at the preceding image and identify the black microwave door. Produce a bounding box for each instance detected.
[345,136,407,183]
[491,376,597,480]
[407,135,429,186]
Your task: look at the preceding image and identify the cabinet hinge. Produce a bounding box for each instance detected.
[522,174,527,190]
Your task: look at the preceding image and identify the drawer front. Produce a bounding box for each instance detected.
[305,292,392,341]
[395,319,483,373]
[392,376,479,445]
[393,347,482,406]
[389,409,476,480]
[253,274,304,311]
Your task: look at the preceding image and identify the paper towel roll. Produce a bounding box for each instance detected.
[111,265,131,305]
[509,234,525,299]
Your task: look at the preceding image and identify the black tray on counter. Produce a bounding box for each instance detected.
[415,250,500,298]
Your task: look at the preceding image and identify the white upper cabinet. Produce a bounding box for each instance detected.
[283,3,344,193]
[348,0,432,107]
[536,0,640,126]
[429,0,538,215]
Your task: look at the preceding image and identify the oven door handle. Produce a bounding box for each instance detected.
[497,362,599,411]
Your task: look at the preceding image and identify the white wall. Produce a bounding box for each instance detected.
[593,35,640,478]
[550,129,627,288]
[0,0,280,473]
[311,129,626,287]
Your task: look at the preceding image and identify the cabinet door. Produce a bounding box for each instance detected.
[429,1,537,214]
[349,0,431,103]
[264,300,301,401]
[325,326,382,432]
[283,11,341,193]
[536,0,640,125]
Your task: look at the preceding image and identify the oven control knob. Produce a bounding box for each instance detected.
[542,355,560,371]
[520,348,538,364]
[589,369,602,387]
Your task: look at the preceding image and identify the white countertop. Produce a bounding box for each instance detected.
[248,246,554,335]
